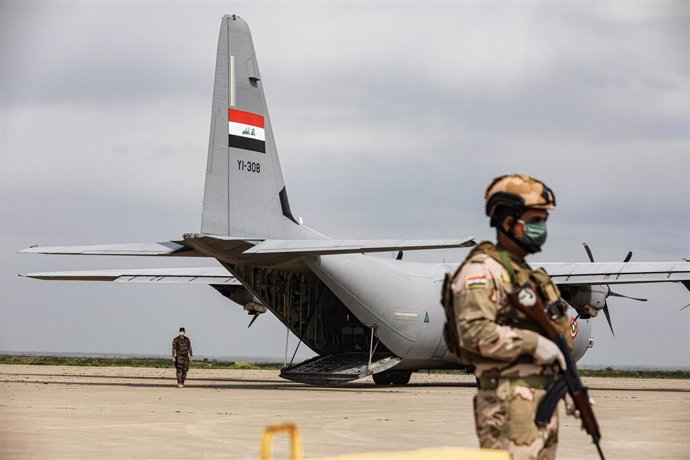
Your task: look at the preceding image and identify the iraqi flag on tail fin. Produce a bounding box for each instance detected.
[228,108,266,153]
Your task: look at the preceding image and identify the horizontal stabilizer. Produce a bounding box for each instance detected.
[244,237,476,256]
[539,261,690,285]
[20,242,203,257]
[21,267,239,285]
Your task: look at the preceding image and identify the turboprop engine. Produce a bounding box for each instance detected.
[560,285,608,319]
[211,285,267,315]
[560,285,613,361]
[560,243,648,337]
[560,280,646,338]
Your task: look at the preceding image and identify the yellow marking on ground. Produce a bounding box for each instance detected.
[45,422,181,430]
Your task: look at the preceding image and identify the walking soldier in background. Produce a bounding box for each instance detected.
[172,327,193,388]
[443,174,579,459]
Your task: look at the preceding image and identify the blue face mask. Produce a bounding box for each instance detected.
[518,219,548,252]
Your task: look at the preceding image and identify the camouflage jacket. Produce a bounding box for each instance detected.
[451,241,570,378]
[172,336,193,358]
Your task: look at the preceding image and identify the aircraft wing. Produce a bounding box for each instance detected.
[20,242,203,257]
[242,237,477,255]
[538,261,690,286]
[22,235,476,260]
[20,267,239,285]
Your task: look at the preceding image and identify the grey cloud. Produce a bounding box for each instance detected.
[260,4,689,147]
[0,2,214,106]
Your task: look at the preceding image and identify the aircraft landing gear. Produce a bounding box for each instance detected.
[372,370,412,386]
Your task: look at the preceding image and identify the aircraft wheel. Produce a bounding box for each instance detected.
[390,371,411,386]
[373,370,411,386]
[372,371,393,385]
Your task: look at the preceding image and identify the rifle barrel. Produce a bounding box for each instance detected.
[595,439,606,460]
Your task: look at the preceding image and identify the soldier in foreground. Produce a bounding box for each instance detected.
[172,327,193,388]
[447,174,573,459]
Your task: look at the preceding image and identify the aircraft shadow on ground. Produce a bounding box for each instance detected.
[4,374,686,392]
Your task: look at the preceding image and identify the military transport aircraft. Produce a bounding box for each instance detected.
[21,15,690,386]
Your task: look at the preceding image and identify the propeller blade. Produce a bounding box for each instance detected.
[582,242,595,262]
[609,291,648,302]
[602,302,615,337]
[396,250,403,260]
[247,314,260,328]
[623,251,633,263]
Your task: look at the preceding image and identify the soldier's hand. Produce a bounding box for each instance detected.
[534,335,566,369]
[563,393,580,419]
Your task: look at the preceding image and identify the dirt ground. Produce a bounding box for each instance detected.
[1,365,688,459]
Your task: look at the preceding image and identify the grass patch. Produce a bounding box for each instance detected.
[579,368,690,379]
[0,355,283,370]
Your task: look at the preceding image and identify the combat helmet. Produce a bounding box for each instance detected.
[485,174,556,226]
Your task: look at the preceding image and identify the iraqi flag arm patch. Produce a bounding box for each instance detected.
[465,275,487,290]
[228,108,266,153]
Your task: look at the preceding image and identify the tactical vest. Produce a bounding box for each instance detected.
[441,242,570,364]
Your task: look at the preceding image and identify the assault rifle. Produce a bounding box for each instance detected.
[509,285,605,460]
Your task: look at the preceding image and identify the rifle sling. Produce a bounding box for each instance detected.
[498,249,519,288]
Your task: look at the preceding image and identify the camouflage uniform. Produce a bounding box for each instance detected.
[172,335,193,385]
[452,242,570,460]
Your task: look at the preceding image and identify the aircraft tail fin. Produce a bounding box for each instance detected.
[201,15,304,239]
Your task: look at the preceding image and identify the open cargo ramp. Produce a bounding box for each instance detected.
[280,353,401,386]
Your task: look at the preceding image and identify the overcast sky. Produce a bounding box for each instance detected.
[1,1,688,367]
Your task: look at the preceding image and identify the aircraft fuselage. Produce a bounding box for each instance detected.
[221,253,592,372]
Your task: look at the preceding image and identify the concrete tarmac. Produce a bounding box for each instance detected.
[1,365,688,459]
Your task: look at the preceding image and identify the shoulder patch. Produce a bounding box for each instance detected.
[465,274,487,289]
[501,271,511,284]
